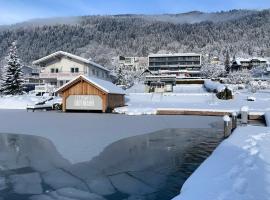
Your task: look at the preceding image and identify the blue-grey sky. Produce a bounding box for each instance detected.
[0,0,269,25]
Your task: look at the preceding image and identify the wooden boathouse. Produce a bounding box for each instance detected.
[56,75,125,112]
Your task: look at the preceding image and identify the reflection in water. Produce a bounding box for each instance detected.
[0,123,223,200]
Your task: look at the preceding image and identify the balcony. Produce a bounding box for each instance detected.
[39,71,86,80]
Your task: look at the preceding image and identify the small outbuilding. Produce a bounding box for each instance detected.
[56,75,125,112]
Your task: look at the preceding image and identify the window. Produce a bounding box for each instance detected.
[92,69,96,75]
[51,68,59,73]
[71,68,79,73]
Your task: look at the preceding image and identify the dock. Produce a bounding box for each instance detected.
[156,108,265,119]
[157,108,233,116]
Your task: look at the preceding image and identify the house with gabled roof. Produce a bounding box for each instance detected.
[32,51,111,87]
[56,75,125,112]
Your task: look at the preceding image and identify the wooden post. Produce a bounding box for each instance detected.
[62,95,66,112]
[223,115,232,138]
[240,106,249,125]
[232,112,237,130]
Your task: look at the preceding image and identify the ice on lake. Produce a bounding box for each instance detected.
[0,121,223,200]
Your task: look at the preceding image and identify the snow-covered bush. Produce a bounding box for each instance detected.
[249,80,270,92]
[200,64,226,79]
[204,80,225,93]
[226,69,252,85]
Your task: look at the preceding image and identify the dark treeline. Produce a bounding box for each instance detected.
[0,9,269,67]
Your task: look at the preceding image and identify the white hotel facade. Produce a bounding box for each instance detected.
[148,53,202,78]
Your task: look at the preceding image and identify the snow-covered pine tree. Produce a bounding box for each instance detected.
[1,42,24,95]
[224,51,230,73]
[115,65,126,86]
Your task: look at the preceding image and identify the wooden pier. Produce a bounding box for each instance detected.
[157,108,233,116]
[156,108,265,120]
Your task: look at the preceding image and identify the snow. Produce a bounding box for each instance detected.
[115,89,270,115]
[173,84,207,93]
[247,96,256,101]
[0,95,43,109]
[0,95,62,110]
[125,83,146,93]
[172,126,270,200]
[241,106,249,112]
[265,112,270,127]
[223,115,230,122]
[56,75,125,94]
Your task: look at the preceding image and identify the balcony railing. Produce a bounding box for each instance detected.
[39,71,86,79]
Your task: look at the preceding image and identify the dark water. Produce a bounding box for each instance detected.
[0,121,223,200]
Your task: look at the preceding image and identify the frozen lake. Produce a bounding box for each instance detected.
[0,110,223,200]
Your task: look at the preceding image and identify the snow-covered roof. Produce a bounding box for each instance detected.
[233,57,269,65]
[148,53,201,57]
[32,51,110,72]
[56,75,125,95]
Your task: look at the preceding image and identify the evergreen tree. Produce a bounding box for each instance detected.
[1,42,24,95]
[115,65,126,86]
[224,51,230,73]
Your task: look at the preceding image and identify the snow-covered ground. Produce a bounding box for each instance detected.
[0,95,42,109]
[173,125,270,200]
[1,85,269,115]
[0,95,61,110]
[115,88,270,115]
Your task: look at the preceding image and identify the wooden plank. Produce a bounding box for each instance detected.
[248,114,264,120]
[157,109,232,116]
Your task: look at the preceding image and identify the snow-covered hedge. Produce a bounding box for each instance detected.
[204,80,225,93]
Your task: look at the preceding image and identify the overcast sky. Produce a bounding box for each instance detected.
[0,0,269,25]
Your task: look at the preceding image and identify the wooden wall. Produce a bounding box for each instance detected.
[59,78,125,112]
[107,94,125,108]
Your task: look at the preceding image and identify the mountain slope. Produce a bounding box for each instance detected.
[0,9,269,67]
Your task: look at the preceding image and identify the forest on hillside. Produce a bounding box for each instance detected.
[0,9,269,68]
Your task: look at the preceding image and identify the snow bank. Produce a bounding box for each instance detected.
[172,126,270,200]
[204,79,225,93]
[265,112,270,127]
[0,95,62,110]
[0,95,42,109]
